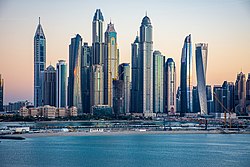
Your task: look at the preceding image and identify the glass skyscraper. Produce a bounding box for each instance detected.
[235,72,246,115]
[195,43,208,115]
[153,51,164,113]
[34,17,46,107]
[165,58,176,114]
[68,34,82,113]
[43,65,56,107]
[131,35,140,113]
[180,34,192,116]
[0,74,3,111]
[104,22,119,107]
[118,63,130,114]
[81,43,91,113]
[56,60,67,108]
[138,15,153,116]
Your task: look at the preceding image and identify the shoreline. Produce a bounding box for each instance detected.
[9,130,250,138]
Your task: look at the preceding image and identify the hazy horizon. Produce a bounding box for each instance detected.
[0,0,250,104]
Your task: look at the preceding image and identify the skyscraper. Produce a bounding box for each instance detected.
[235,72,246,115]
[165,58,176,114]
[56,60,67,108]
[246,74,250,113]
[90,65,104,107]
[104,22,119,106]
[131,35,140,113]
[68,34,82,113]
[195,43,208,115]
[138,15,153,116]
[0,74,3,111]
[81,43,92,113]
[113,80,124,116]
[34,17,46,107]
[118,63,130,114]
[43,65,56,107]
[213,85,223,113]
[180,34,192,116]
[192,86,200,113]
[206,85,213,114]
[153,51,164,113]
[92,9,105,65]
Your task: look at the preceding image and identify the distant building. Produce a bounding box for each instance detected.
[43,65,56,107]
[92,105,113,117]
[195,43,208,115]
[153,51,164,113]
[176,87,181,113]
[235,72,246,115]
[0,74,3,111]
[131,35,140,113]
[90,65,104,107]
[206,85,213,114]
[213,85,223,113]
[165,58,176,114]
[192,86,200,113]
[118,63,130,114]
[19,107,29,117]
[138,15,153,116]
[34,17,46,107]
[104,22,119,107]
[68,34,82,113]
[56,60,67,108]
[246,74,250,112]
[180,34,193,116]
[81,43,92,113]
[113,79,124,115]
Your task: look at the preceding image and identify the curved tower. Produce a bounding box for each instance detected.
[195,43,208,115]
[68,34,82,113]
[34,17,46,107]
[180,34,192,116]
[138,15,153,116]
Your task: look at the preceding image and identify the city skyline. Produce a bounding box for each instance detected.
[0,0,250,104]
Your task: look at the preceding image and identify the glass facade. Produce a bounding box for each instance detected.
[34,18,46,107]
[56,60,67,108]
[195,43,208,115]
[180,34,192,116]
[0,75,3,111]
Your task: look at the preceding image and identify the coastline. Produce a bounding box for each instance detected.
[10,130,250,138]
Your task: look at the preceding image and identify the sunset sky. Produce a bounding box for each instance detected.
[0,0,250,104]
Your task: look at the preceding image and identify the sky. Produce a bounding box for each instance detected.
[0,0,250,104]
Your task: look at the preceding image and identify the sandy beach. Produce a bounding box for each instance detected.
[10,129,250,138]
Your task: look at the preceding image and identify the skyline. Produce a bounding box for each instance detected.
[0,0,250,104]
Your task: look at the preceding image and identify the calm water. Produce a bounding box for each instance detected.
[1,134,250,167]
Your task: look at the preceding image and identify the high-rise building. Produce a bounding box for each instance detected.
[165,58,176,114]
[176,87,181,113]
[153,51,164,113]
[0,74,3,111]
[222,81,231,112]
[68,34,82,113]
[228,82,235,112]
[213,85,223,113]
[81,43,92,113]
[56,60,67,108]
[246,74,250,113]
[34,17,46,107]
[92,9,105,65]
[131,35,140,113]
[138,15,153,116]
[90,65,104,107]
[235,72,246,115]
[104,22,119,106]
[43,65,56,107]
[118,63,130,114]
[180,34,192,116]
[195,43,208,115]
[206,85,213,114]
[113,80,124,115]
[192,86,200,113]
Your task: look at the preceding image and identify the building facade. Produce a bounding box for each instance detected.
[113,80,124,115]
[235,72,246,115]
[165,58,176,114]
[213,85,223,113]
[195,43,208,115]
[0,74,3,111]
[118,63,130,114]
[131,35,140,113]
[180,34,192,116]
[153,51,164,113]
[104,22,119,106]
[81,43,92,113]
[68,34,82,113]
[56,60,67,108]
[43,65,56,107]
[138,15,153,116]
[34,17,46,107]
